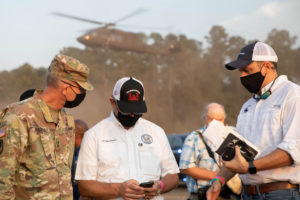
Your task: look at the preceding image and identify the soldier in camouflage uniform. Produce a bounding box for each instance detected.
[0,54,93,200]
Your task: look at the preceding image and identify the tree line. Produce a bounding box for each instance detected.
[1,25,299,133]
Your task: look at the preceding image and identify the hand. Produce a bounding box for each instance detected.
[119,179,145,200]
[206,180,221,200]
[143,181,159,200]
[222,146,249,174]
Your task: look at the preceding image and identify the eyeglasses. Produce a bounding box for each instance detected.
[61,80,85,94]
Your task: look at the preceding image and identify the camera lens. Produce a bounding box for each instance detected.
[222,144,235,161]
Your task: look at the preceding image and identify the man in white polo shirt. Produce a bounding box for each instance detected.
[207,42,300,200]
[75,77,179,200]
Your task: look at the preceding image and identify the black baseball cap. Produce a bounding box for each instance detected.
[112,77,147,114]
[225,41,278,70]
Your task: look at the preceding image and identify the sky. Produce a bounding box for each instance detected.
[0,0,299,71]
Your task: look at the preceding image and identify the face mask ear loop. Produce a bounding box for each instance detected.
[70,85,77,94]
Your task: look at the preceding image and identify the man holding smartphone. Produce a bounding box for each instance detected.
[75,77,179,200]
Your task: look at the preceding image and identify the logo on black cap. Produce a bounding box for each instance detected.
[113,77,147,114]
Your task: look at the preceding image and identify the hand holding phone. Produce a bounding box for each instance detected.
[139,181,154,188]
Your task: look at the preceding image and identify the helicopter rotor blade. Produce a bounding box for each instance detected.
[116,24,171,31]
[78,29,94,33]
[51,12,107,26]
[113,8,148,24]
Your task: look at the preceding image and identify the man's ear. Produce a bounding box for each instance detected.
[109,98,117,109]
[110,98,119,116]
[261,62,272,76]
[59,80,69,90]
[264,62,274,70]
[202,115,207,124]
[61,82,69,96]
[109,97,114,104]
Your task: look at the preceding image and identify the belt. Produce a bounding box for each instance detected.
[244,181,299,195]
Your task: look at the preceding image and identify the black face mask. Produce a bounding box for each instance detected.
[116,112,142,128]
[64,92,86,108]
[240,71,265,94]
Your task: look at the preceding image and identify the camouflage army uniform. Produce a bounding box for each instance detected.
[0,90,75,200]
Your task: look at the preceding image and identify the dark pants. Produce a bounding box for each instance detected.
[73,182,80,200]
[188,188,208,200]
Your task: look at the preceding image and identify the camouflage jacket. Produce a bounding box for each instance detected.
[0,90,75,200]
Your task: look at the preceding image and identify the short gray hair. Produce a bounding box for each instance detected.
[46,72,60,88]
[201,102,226,120]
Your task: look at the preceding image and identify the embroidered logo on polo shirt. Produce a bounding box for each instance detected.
[101,139,117,142]
[141,134,153,144]
[243,105,251,113]
[273,105,281,109]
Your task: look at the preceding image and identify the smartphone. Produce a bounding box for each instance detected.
[139,181,154,188]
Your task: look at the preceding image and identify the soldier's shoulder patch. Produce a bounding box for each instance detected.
[0,126,5,138]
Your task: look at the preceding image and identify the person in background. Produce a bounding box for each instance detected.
[19,89,36,101]
[72,119,88,200]
[180,103,240,200]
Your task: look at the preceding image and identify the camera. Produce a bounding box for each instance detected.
[221,140,253,161]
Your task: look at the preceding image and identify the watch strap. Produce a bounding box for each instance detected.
[248,160,257,174]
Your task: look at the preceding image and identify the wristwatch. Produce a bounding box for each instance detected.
[248,160,257,174]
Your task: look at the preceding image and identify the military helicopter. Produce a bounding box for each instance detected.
[52,9,180,55]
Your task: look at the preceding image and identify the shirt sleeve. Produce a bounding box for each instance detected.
[159,129,180,177]
[0,113,27,199]
[179,133,198,170]
[277,95,300,164]
[75,129,99,180]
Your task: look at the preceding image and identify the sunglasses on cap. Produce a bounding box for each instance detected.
[61,80,86,94]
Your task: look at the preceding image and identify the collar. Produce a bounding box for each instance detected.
[253,75,287,100]
[34,90,62,123]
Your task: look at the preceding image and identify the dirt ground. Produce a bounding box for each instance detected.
[162,186,189,200]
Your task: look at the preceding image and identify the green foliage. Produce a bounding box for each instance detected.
[0,64,46,102]
[1,26,299,133]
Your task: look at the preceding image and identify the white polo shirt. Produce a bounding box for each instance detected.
[236,75,300,185]
[75,112,179,199]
